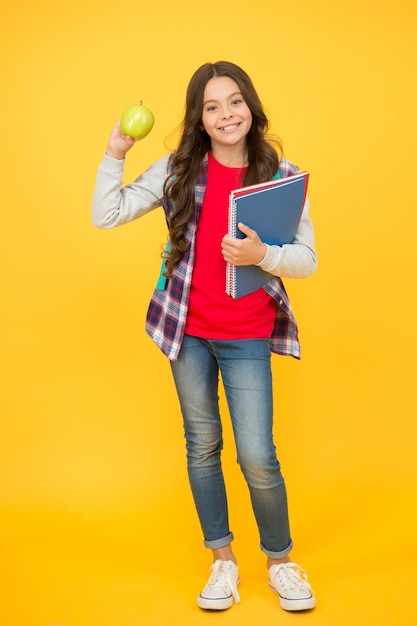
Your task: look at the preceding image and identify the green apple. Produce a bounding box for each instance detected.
[120,101,154,140]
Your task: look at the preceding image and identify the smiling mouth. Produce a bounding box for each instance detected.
[218,123,240,132]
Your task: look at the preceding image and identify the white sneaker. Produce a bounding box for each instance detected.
[268,562,316,611]
[198,560,240,610]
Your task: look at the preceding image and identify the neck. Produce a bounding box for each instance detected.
[210,146,248,168]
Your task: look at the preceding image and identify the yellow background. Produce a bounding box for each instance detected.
[1,0,416,624]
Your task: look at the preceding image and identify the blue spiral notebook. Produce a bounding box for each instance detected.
[225,171,309,299]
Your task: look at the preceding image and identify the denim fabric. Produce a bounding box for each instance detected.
[170,335,293,558]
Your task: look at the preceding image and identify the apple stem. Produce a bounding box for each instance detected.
[140,100,142,106]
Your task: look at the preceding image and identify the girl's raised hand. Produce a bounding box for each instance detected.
[106,121,135,160]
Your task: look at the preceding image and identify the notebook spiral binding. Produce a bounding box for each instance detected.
[225,197,238,297]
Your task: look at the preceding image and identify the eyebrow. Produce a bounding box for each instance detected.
[203,91,243,106]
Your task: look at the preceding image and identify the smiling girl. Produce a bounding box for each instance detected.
[92,60,317,613]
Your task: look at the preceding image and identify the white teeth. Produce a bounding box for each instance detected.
[221,124,237,131]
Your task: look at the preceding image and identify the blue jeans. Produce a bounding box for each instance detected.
[170,335,293,558]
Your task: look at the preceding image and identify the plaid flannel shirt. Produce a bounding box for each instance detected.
[145,153,301,361]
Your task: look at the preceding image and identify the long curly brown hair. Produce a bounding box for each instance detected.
[163,61,282,279]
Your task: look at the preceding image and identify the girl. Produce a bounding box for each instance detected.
[92,61,317,612]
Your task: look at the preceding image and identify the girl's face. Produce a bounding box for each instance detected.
[201,76,252,156]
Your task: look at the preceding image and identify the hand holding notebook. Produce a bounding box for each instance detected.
[225,171,309,299]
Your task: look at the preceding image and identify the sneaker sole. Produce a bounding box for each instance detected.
[197,594,234,610]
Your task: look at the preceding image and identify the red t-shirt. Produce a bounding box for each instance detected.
[185,153,276,339]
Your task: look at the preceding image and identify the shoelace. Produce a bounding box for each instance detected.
[207,560,240,603]
[270,563,313,594]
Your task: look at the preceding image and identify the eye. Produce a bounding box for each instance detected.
[206,105,217,112]
[231,98,243,105]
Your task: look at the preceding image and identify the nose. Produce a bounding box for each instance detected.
[221,106,233,119]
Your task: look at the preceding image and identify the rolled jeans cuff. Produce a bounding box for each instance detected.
[203,532,234,550]
[260,539,293,559]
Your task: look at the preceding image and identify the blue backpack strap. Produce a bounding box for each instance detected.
[156,238,171,290]
[156,156,176,291]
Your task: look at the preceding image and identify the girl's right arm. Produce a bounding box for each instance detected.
[92,122,169,229]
